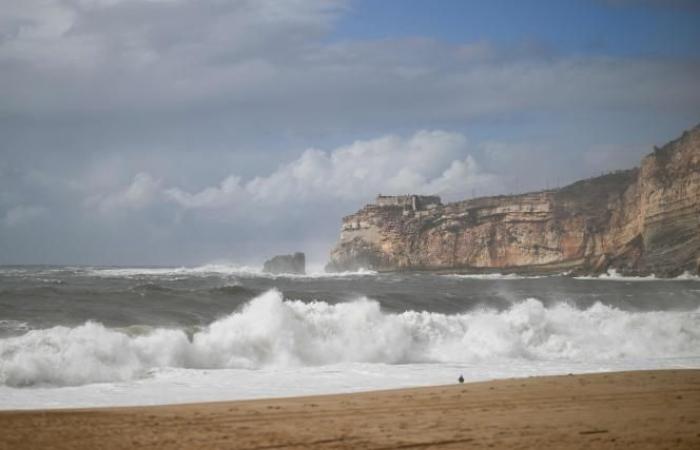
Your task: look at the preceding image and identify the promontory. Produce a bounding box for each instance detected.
[327,124,700,277]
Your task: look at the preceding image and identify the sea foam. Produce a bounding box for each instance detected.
[1,289,698,387]
[443,273,549,280]
[574,269,700,281]
[86,265,377,279]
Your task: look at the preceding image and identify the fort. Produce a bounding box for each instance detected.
[374,194,442,211]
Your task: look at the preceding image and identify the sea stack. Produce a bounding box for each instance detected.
[263,252,306,275]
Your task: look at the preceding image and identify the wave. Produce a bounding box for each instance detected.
[575,269,700,281]
[0,285,65,297]
[85,264,262,278]
[0,320,29,338]
[85,264,377,279]
[443,273,550,280]
[270,268,379,279]
[675,272,700,281]
[207,285,256,296]
[1,289,698,387]
[130,283,177,293]
[0,266,85,277]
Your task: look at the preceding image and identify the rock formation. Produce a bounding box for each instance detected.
[263,252,306,275]
[327,124,700,276]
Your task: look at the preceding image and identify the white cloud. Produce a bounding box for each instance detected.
[87,172,161,213]
[2,205,47,227]
[424,156,493,196]
[164,175,244,209]
[1,0,697,265]
[164,130,499,213]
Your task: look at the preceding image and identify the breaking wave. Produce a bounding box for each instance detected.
[443,273,550,280]
[85,265,377,279]
[574,269,700,281]
[86,264,263,278]
[1,289,698,387]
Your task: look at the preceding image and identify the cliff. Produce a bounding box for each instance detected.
[327,124,700,276]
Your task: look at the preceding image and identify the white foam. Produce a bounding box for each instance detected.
[278,268,379,278]
[86,264,264,278]
[2,290,699,389]
[575,268,700,281]
[443,273,549,280]
[3,358,697,410]
[674,271,700,281]
[85,265,377,279]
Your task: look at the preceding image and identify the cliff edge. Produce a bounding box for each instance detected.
[326,124,700,276]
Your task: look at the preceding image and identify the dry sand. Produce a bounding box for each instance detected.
[1,369,699,449]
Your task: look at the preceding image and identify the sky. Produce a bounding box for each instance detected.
[1,0,699,267]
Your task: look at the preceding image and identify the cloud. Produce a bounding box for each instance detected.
[0,0,698,265]
[165,175,245,209]
[0,0,346,114]
[2,205,47,227]
[87,172,161,214]
[1,0,698,125]
[164,130,499,215]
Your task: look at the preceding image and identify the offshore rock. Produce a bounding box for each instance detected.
[263,252,306,275]
[327,124,700,277]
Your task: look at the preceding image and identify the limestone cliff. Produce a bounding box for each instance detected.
[327,124,700,276]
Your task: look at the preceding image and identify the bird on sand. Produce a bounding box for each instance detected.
[458,375,464,384]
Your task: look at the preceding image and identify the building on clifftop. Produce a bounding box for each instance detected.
[375,194,441,211]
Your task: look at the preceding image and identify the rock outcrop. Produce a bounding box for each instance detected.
[263,252,306,275]
[327,124,700,276]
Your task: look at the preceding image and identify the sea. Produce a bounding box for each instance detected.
[1,265,699,410]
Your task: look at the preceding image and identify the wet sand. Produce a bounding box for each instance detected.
[1,370,698,449]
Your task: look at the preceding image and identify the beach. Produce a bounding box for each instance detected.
[1,369,698,449]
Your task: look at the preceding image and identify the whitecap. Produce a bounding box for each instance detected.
[2,290,699,388]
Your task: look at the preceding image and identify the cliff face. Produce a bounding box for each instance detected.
[327,124,700,276]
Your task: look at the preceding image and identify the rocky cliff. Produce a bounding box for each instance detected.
[327,124,700,276]
[263,252,306,275]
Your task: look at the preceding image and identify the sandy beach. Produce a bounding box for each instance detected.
[1,369,698,449]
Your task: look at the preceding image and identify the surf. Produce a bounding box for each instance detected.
[2,289,699,388]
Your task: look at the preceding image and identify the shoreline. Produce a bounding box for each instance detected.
[1,369,698,449]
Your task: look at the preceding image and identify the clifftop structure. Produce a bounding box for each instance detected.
[375,195,442,211]
[327,124,700,276]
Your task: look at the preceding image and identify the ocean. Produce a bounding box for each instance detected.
[1,265,699,410]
